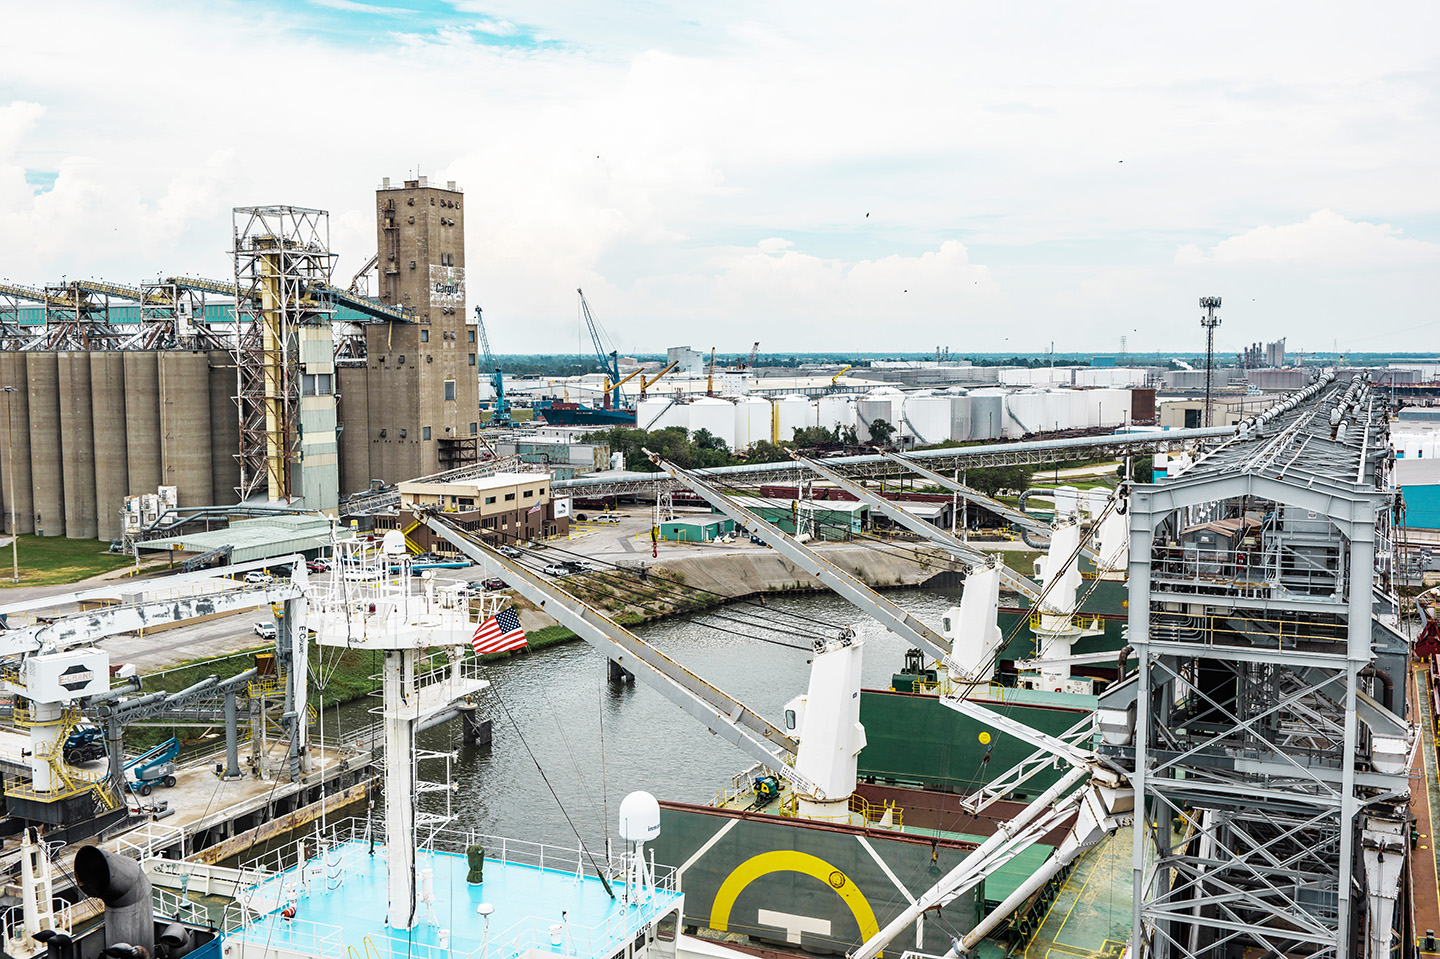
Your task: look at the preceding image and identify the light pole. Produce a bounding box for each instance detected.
[2,386,16,582]
[1199,296,1222,427]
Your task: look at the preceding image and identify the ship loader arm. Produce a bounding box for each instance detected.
[791,453,1044,602]
[879,450,1102,562]
[849,697,1133,959]
[422,513,825,799]
[643,450,964,672]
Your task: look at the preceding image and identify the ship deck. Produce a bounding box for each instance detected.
[232,837,682,959]
[1412,662,1440,956]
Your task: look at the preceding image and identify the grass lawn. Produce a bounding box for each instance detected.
[0,535,135,588]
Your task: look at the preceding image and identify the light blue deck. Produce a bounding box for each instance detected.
[233,840,682,959]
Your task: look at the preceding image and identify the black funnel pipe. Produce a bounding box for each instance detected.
[75,846,154,958]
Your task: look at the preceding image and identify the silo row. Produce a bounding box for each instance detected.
[0,351,236,541]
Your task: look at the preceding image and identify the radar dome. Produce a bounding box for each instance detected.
[381,530,408,554]
[618,791,661,842]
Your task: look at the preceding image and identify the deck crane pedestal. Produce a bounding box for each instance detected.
[473,306,509,425]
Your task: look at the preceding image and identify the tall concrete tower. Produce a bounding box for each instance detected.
[363,176,479,485]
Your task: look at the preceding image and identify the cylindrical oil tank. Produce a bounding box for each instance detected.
[124,353,162,496]
[0,353,34,533]
[159,352,212,509]
[1000,390,1042,438]
[89,353,128,542]
[855,389,899,444]
[58,353,99,539]
[689,397,736,450]
[208,352,240,505]
[637,397,689,433]
[968,390,1003,441]
[774,395,813,443]
[948,395,972,442]
[1039,390,1070,434]
[900,394,952,446]
[26,353,65,536]
[815,395,855,434]
[337,366,370,499]
[733,396,770,451]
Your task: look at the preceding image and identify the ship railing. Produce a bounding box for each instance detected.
[716,761,777,807]
[0,895,98,947]
[151,885,209,925]
[224,906,345,959]
[114,821,186,861]
[1027,609,1106,634]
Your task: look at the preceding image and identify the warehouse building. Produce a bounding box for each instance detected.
[388,472,570,551]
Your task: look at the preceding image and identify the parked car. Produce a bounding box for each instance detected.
[307,558,331,572]
[253,622,277,639]
[480,576,508,590]
[496,546,521,558]
[541,563,570,577]
[243,571,270,584]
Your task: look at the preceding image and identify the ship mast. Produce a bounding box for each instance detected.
[305,531,489,930]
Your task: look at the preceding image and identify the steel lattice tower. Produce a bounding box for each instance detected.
[231,206,338,507]
[1101,372,1411,959]
[1199,297,1221,427]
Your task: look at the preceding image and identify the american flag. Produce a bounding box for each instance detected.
[472,606,528,655]
[527,503,542,515]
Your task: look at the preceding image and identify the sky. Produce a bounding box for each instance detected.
[1,1,1438,356]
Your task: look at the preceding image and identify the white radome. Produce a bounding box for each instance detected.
[618,790,661,842]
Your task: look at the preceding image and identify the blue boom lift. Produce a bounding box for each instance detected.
[125,737,180,796]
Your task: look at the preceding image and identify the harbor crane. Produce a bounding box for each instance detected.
[425,499,1127,950]
[577,288,621,409]
[473,306,510,425]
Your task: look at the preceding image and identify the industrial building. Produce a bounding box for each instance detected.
[0,178,481,542]
[387,471,569,551]
[1100,372,1410,958]
[337,177,481,493]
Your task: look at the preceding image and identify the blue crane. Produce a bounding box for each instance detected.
[124,737,180,796]
[577,288,620,409]
[474,306,510,425]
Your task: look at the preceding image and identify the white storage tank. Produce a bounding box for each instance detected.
[637,397,689,433]
[969,389,1005,440]
[775,395,814,443]
[733,396,771,450]
[1001,390,1045,437]
[1069,390,1094,430]
[901,394,953,446]
[948,395,972,442]
[856,388,903,443]
[816,395,856,434]
[1052,485,1080,520]
[689,397,736,450]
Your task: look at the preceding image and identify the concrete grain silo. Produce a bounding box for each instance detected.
[159,352,213,508]
[208,351,240,505]
[26,353,65,537]
[58,353,99,539]
[123,352,163,497]
[89,352,129,541]
[0,353,34,533]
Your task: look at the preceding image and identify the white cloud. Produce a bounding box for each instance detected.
[1174,210,1440,270]
[0,2,1437,351]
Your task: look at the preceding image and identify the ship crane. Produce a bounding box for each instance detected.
[577,288,621,409]
[424,512,868,820]
[0,557,310,807]
[611,456,1130,954]
[643,449,968,674]
[474,306,509,425]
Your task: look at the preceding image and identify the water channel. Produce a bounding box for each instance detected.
[316,584,965,853]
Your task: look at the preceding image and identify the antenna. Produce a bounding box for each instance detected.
[1199,297,1222,427]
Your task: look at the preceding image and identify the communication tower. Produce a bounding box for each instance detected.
[1198,297,1221,427]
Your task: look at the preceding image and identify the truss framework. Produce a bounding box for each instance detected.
[231,205,335,503]
[1107,374,1409,959]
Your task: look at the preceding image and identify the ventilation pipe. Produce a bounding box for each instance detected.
[74,845,154,957]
